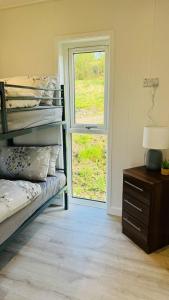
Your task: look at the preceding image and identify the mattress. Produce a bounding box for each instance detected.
[0,172,66,246]
[0,179,41,224]
[38,172,66,202]
[0,106,62,133]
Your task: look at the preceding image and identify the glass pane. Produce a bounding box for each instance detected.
[72,133,107,202]
[74,51,105,125]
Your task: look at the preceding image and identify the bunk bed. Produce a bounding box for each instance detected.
[0,80,68,251]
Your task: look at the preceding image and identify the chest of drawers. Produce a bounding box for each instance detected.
[122,166,169,253]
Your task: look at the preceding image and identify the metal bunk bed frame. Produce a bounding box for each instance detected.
[0,81,68,252]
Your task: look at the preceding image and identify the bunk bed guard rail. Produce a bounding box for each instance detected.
[0,81,64,134]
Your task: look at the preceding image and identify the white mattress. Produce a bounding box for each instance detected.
[0,172,66,246]
[0,179,41,224]
[0,106,62,133]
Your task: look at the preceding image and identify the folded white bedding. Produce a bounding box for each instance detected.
[0,75,59,108]
[0,179,41,224]
[5,99,40,109]
[1,76,43,108]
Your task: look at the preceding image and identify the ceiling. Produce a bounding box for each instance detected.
[0,0,51,9]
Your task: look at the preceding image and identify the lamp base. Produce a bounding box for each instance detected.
[145,149,162,171]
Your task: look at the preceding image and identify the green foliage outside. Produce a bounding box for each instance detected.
[72,52,106,202]
[75,52,105,80]
[72,134,106,201]
[75,79,104,124]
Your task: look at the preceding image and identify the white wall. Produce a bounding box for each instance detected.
[0,0,169,215]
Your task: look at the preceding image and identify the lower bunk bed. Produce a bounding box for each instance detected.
[0,172,67,251]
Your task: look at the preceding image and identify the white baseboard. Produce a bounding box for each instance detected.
[108,206,122,216]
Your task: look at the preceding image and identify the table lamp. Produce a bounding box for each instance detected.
[143,126,169,170]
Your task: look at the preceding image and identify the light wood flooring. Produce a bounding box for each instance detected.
[0,204,169,300]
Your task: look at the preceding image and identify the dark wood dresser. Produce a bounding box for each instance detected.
[122,166,169,253]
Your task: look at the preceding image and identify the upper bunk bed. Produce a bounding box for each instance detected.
[0,77,65,140]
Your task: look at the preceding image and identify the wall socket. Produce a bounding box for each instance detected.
[143,78,159,88]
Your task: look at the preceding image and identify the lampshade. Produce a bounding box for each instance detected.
[143,126,169,150]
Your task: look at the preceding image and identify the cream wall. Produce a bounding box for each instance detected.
[0,0,169,215]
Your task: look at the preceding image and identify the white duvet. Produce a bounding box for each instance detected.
[0,179,41,224]
[0,75,59,108]
[1,76,42,108]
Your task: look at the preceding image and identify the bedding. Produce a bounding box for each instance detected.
[0,146,51,181]
[6,99,41,109]
[48,145,61,176]
[39,172,66,201]
[0,106,63,132]
[0,179,41,224]
[0,172,66,245]
[40,76,60,106]
[0,75,59,108]
[1,76,43,108]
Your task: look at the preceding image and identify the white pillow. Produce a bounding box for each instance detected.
[48,145,61,176]
[1,76,45,108]
[1,75,60,108]
[40,76,60,106]
[2,76,43,97]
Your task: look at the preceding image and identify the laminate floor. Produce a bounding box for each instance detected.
[0,204,169,300]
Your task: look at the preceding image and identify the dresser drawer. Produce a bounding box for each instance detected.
[122,211,149,248]
[123,175,152,205]
[123,193,150,225]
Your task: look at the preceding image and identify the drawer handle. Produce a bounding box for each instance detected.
[123,217,141,232]
[124,199,143,212]
[124,180,143,192]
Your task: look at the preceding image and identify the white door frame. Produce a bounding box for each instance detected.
[57,33,113,213]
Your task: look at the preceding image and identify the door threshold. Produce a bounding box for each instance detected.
[70,197,107,209]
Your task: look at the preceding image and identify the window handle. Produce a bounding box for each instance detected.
[85,126,98,130]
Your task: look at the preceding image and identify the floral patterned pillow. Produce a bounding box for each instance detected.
[0,147,51,181]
